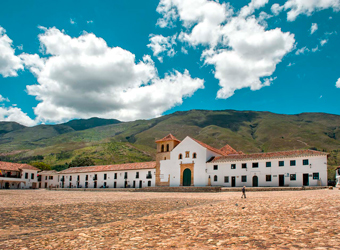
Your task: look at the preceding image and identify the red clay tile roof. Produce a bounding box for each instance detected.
[155,134,181,143]
[0,161,39,171]
[190,137,227,156]
[59,161,156,174]
[210,149,328,163]
[220,144,239,155]
[39,170,59,175]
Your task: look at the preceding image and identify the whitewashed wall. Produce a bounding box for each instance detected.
[159,137,221,187]
[40,173,59,188]
[0,169,39,189]
[58,169,155,189]
[336,168,340,187]
[207,155,328,187]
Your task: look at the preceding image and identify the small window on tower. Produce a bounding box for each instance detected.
[185,151,190,158]
[193,152,197,158]
[166,144,169,151]
[161,144,164,152]
[179,154,182,159]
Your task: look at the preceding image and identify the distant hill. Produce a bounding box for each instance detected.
[62,117,121,131]
[0,122,25,135]
[0,110,339,179]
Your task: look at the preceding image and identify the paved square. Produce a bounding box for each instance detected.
[0,189,339,249]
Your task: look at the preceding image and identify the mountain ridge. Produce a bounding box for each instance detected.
[0,110,339,179]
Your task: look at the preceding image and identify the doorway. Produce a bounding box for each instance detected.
[231,176,236,187]
[183,168,191,186]
[279,175,285,186]
[133,181,135,188]
[252,175,258,187]
[5,182,9,189]
[303,174,309,186]
[139,180,142,188]
[94,182,97,188]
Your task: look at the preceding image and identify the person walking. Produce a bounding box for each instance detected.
[241,186,246,198]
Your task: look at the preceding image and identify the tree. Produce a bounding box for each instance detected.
[31,162,52,171]
[68,156,95,168]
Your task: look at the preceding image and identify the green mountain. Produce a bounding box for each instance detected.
[62,117,120,131]
[0,110,339,179]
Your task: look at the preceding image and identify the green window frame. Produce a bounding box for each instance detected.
[279,161,284,167]
[290,160,296,166]
[290,174,296,181]
[242,163,247,169]
[241,176,247,182]
[313,173,319,180]
[266,162,271,167]
[231,164,236,169]
[266,175,271,182]
[252,162,259,168]
[303,159,309,165]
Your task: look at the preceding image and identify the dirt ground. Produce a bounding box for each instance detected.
[0,189,339,249]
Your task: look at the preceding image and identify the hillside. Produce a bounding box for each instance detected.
[0,110,339,179]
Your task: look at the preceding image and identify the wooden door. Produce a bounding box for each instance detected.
[183,168,191,186]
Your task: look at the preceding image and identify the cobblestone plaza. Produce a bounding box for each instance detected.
[0,189,339,249]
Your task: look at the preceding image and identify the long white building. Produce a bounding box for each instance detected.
[336,166,340,187]
[40,134,328,189]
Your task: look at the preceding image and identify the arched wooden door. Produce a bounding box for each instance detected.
[252,176,258,187]
[183,168,191,186]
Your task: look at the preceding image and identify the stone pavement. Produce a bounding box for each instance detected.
[0,189,339,249]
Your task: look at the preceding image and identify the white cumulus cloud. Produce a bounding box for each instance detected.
[156,0,295,99]
[320,39,328,46]
[0,26,23,77]
[21,27,204,123]
[336,78,340,88]
[311,23,318,34]
[295,46,310,55]
[274,0,340,21]
[0,106,36,126]
[271,3,283,15]
[147,34,177,62]
[0,94,9,102]
[157,0,232,48]
[239,0,269,18]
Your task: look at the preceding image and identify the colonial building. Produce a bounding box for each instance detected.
[156,134,328,187]
[56,162,155,189]
[0,161,39,189]
[336,166,340,187]
[39,170,59,188]
[40,134,328,188]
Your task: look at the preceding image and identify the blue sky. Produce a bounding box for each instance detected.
[0,0,340,126]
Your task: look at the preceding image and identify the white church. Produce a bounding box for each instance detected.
[38,134,328,189]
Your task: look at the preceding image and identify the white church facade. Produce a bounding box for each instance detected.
[39,134,328,189]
